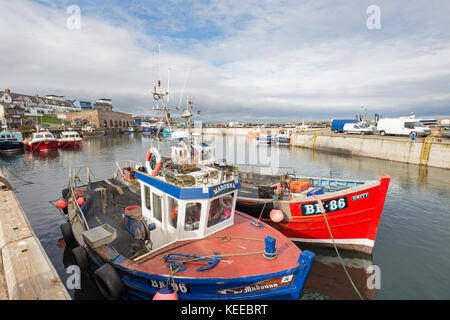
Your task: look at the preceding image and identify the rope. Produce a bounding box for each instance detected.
[134,235,265,264]
[313,196,364,300]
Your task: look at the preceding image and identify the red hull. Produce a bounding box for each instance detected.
[238,175,390,254]
[28,140,59,151]
[59,140,83,148]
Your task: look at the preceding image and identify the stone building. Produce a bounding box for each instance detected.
[60,109,133,128]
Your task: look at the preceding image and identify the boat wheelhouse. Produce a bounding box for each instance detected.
[58,131,83,148]
[0,131,24,153]
[275,128,292,145]
[26,131,58,151]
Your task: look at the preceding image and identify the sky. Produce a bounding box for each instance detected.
[1,0,449,122]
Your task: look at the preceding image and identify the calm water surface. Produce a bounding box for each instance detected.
[1,133,449,299]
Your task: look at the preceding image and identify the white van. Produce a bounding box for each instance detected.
[376,118,431,137]
[343,122,375,135]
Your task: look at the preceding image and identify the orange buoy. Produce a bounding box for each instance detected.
[270,208,284,223]
[76,197,85,206]
[153,285,178,300]
[55,199,68,209]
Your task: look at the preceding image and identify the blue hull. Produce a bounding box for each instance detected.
[86,247,315,300]
[276,137,290,144]
[0,141,24,153]
[256,137,272,144]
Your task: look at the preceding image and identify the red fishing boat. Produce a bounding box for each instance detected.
[58,131,83,148]
[25,131,59,151]
[235,167,390,254]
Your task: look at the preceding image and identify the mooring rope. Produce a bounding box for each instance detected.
[134,235,265,264]
[313,196,364,300]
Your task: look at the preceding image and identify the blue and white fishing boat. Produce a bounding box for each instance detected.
[274,128,292,145]
[256,129,272,144]
[58,84,315,300]
[0,130,24,153]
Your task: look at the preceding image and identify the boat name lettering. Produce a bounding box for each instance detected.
[301,197,348,216]
[216,275,294,295]
[352,192,369,201]
[212,182,235,196]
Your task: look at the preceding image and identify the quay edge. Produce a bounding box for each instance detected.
[0,169,71,300]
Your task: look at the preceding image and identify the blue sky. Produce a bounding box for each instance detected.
[1,0,450,122]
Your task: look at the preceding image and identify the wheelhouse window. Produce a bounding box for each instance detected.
[152,193,162,222]
[144,186,151,210]
[185,202,202,231]
[207,195,233,228]
[168,196,178,229]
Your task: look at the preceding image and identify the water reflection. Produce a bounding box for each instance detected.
[300,245,376,300]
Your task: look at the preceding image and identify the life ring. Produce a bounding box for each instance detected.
[145,147,162,176]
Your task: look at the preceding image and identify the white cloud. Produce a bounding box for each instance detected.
[0,0,449,122]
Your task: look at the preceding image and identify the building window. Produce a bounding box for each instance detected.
[104,120,107,127]
[115,120,118,127]
[119,120,122,127]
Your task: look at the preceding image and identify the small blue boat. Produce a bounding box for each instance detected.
[0,131,24,153]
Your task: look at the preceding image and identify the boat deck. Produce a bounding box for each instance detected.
[79,179,302,279]
[121,211,301,279]
[82,179,142,259]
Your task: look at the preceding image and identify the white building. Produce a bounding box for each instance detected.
[0,89,78,116]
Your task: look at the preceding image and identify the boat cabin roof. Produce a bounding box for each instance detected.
[0,131,22,141]
[32,132,54,139]
[61,131,80,137]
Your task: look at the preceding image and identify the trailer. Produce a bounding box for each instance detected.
[331,119,358,133]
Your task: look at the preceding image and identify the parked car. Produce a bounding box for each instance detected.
[376,118,431,137]
[442,126,450,139]
[343,123,374,135]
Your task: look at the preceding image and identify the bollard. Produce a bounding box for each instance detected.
[264,236,277,259]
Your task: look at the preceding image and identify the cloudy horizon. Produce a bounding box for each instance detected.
[1,0,450,122]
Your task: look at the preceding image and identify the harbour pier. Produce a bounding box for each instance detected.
[0,169,70,300]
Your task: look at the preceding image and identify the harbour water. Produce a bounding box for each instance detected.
[0,133,449,299]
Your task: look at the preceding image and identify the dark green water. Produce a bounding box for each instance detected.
[1,133,449,299]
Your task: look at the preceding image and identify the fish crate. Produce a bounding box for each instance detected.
[82,224,117,249]
[122,167,135,180]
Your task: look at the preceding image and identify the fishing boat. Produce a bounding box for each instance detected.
[235,166,390,254]
[123,127,135,134]
[58,131,83,148]
[58,149,315,300]
[57,82,315,300]
[81,126,105,137]
[256,129,272,144]
[24,130,59,151]
[0,130,24,153]
[248,127,261,139]
[274,128,292,145]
